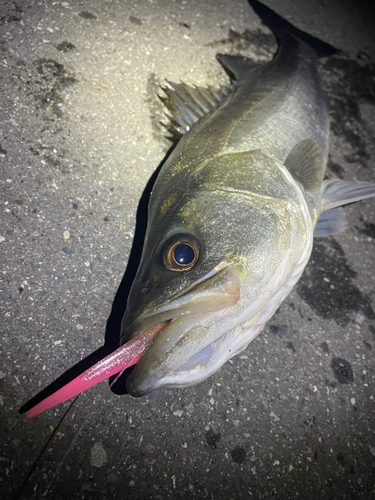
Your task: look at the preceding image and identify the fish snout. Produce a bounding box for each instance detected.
[125,265,242,395]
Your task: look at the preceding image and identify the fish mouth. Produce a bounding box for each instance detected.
[125,263,240,396]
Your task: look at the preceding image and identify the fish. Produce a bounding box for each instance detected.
[23,0,375,417]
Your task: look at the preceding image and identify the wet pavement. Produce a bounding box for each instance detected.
[1,0,375,499]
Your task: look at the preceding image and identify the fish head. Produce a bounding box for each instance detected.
[121,149,312,396]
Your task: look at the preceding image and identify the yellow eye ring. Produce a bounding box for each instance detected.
[163,235,200,272]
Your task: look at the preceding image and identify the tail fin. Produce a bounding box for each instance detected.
[248,0,337,58]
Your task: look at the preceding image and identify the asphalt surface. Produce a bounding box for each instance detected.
[1,1,375,499]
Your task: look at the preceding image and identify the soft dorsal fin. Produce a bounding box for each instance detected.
[216,54,259,81]
[160,81,232,136]
[284,138,323,191]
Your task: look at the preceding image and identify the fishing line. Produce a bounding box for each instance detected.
[41,418,87,497]
[13,396,80,500]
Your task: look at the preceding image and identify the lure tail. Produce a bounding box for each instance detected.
[24,322,169,418]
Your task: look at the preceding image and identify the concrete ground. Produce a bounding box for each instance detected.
[1,0,375,499]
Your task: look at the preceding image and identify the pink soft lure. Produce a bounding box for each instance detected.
[27,322,169,418]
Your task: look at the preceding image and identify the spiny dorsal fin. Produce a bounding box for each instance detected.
[160,81,232,136]
[284,138,323,191]
[216,54,259,82]
[321,179,375,211]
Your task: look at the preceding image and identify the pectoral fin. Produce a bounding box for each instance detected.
[284,138,323,191]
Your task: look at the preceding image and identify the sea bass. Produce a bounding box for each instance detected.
[24,0,375,417]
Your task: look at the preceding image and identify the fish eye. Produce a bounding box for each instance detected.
[163,235,200,272]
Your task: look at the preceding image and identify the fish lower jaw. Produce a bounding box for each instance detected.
[127,306,264,394]
[161,291,293,389]
[128,287,294,394]
[129,318,267,394]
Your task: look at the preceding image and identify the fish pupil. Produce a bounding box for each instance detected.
[173,243,195,265]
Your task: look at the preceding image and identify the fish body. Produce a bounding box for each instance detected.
[120,1,375,396]
[23,0,375,417]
